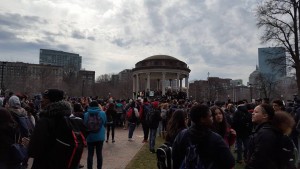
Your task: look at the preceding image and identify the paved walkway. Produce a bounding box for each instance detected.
[28,126,145,169]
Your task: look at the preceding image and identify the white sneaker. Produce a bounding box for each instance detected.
[128,138,134,141]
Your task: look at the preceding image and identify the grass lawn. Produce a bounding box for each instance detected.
[126,136,245,169]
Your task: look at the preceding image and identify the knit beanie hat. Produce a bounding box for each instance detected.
[8,95,21,108]
[42,89,65,102]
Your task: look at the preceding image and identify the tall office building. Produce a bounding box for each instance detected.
[258,47,286,79]
[39,49,82,72]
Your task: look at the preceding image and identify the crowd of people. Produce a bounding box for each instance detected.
[0,88,299,169]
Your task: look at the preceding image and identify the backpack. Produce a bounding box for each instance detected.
[180,135,213,169]
[127,108,138,122]
[143,104,152,119]
[116,103,124,114]
[279,135,298,169]
[13,114,34,138]
[86,113,103,133]
[146,109,155,125]
[53,116,87,169]
[157,142,173,169]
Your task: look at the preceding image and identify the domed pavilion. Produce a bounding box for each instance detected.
[132,55,191,99]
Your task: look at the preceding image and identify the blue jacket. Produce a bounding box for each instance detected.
[84,107,107,142]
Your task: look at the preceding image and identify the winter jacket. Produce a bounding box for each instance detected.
[0,123,19,164]
[232,104,252,138]
[148,108,161,129]
[28,101,75,169]
[172,124,235,169]
[84,106,107,142]
[245,122,283,169]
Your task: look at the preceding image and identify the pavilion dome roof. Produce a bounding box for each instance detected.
[143,55,179,61]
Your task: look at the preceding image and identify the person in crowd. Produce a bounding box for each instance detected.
[160,103,169,139]
[165,109,187,145]
[140,98,151,143]
[7,95,32,168]
[272,99,285,112]
[172,104,235,169]
[232,100,253,164]
[84,100,107,169]
[115,100,124,127]
[28,89,81,169]
[105,103,117,143]
[73,102,84,119]
[245,104,295,169]
[148,101,161,153]
[210,106,236,147]
[0,107,20,169]
[7,95,28,123]
[224,103,235,126]
[71,102,85,169]
[127,101,140,141]
[24,102,36,127]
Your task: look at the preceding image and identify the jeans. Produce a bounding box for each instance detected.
[142,122,149,140]
[149,128,157,150]
[106,123,115,140]
[128,122,136,138]
[236,137,249,161]
[157,121,162,136]
[87,141,104,169]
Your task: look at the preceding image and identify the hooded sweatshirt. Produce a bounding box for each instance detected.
[172,124,235,169]
[28,101,74,169]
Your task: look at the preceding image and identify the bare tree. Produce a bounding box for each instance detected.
[96,74,113,82]
[255,72,278,99]
[256,0,300,95]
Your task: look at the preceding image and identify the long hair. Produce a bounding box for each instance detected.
[165,109,187,143]
[210,106,228,137]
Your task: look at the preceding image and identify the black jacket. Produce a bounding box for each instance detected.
[245,122,283,169]
[172,124,235,169]
[148,108,161,129]
[232,104,252,138]
[28,101,80,169]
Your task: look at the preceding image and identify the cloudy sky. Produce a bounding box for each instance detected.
[0,0,263,84]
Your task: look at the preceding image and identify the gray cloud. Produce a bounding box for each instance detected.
[0,12,47,29]
[0,0,261,83]
[72,30,85,39]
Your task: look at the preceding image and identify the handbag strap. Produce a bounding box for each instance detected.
[14,131,21,144]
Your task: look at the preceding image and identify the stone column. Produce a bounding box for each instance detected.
[147,73,150,91]
[180,78,182,91]
[162,72,166,96]
[176,73,180,91]
[185,76,189,98]
[132,74,136,99]
[169,79,172,91]
[136,73,139,96]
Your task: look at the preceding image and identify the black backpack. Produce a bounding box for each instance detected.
[52,116,87,169]
[279,135,297,169]
[180,131,213,169]
[157,142,173,169]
